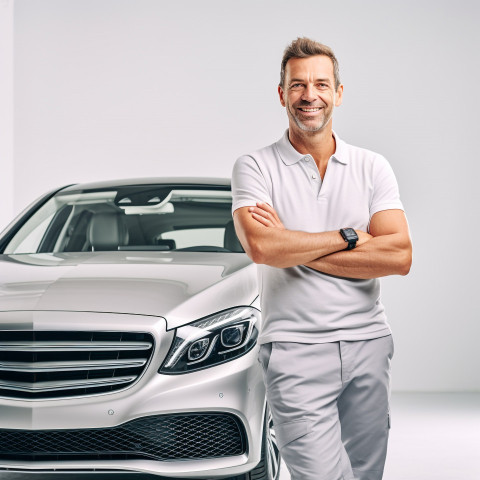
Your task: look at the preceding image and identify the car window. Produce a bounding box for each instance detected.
[3,186,244,254]
[7,211,55,254]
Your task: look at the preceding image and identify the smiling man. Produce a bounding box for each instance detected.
[231,38,412,480]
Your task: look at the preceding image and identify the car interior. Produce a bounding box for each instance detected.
[4,186,245,254]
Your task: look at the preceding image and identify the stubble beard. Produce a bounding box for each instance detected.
[287,96,335,133]
[291,108,333,133]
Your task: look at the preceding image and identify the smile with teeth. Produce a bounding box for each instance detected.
[298,107,322,112]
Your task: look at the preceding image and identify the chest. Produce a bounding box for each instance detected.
[269,160,373,232]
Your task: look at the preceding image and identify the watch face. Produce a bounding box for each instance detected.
[340,228,358,249]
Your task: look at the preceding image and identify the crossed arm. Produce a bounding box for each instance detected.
[233,203,412,279]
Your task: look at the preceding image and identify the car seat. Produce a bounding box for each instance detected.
[87,212,129,251]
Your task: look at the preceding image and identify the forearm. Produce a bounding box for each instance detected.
[234,204,373,268]
[245,228,348,268]
[305,233,412,279]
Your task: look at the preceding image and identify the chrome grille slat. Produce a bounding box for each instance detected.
[0,358,147,372]
[0,331,155,400]
[0,341,152,351]
[0,376,137,392]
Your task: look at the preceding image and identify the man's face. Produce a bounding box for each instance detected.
[279,55,343,133]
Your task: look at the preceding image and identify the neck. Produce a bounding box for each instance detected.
[288,123,336,169]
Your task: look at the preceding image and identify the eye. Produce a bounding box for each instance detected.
[316,83,329,89]
[290,83,303,89]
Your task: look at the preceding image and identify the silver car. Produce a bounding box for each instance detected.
[0,178,280,479]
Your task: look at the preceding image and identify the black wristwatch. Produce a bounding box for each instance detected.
[340,228,358,250]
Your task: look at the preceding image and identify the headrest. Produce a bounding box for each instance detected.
[87,212,129,251]
[224,220,244,253]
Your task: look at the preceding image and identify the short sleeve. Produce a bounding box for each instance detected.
[370,155,404,217]
[231,155,273,215]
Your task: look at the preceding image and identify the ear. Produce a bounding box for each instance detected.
[278,85,286,107]
[335,84,344,107]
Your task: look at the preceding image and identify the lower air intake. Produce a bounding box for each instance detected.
[0,413,246,461]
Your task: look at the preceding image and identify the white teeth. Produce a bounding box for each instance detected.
[300,108,321,112]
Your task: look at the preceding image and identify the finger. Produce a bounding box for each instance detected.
[251,212,273,227]
[251,206,273,221]
[257,202,280,221]
[251,206,284,228]
[257,202,277,215]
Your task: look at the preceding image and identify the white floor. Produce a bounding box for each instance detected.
[1,393,479,480]
[384,393,480,480]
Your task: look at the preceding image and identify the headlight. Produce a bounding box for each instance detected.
[159,306,260,374]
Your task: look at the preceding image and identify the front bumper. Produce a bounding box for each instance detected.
[0,311,266,478]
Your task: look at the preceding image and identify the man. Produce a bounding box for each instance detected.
[231,37,412,480]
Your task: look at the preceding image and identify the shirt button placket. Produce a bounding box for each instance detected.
[305,155,321,195]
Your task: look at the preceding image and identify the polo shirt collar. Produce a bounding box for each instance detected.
[276,129,348,166]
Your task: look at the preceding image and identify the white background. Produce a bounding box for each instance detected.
[1,0,479,392]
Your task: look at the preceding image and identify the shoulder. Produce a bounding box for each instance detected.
[341,138,394,174]
[233,139,282,181]
[343,139,385,163]
[235,140,279,166]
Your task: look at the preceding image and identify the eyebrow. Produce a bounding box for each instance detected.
[289,78,331,85]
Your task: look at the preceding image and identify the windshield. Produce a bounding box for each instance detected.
[3,185,244,254]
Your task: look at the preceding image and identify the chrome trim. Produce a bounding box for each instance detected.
[0,376,136,393]
[0,330,156,399]
[0,341,152,351]
[0,358,147,372]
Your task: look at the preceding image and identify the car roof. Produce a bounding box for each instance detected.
[60,177,231,192]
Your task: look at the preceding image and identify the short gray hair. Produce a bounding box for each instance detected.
[280,37,341,90]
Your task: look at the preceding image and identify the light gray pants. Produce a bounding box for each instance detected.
[258,335,394,480]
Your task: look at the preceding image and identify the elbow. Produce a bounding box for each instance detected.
[246,241,281,266]
[237,227,282,266]
[244,239,267,265]
[235,227,267,264]
[399,262,411,276]
[247,249,265,265]
[398,248,412,276]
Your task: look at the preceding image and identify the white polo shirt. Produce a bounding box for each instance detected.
[231,129,404,344]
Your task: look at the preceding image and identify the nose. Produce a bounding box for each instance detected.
[301,84,316,102]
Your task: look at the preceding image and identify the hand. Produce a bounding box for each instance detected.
[248,202,285,229]
[356,230,373,247]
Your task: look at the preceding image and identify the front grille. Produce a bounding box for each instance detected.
[0,331,154,399]
[0,413,246,461]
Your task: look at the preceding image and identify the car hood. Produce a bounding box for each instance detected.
[0,252,258,329]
